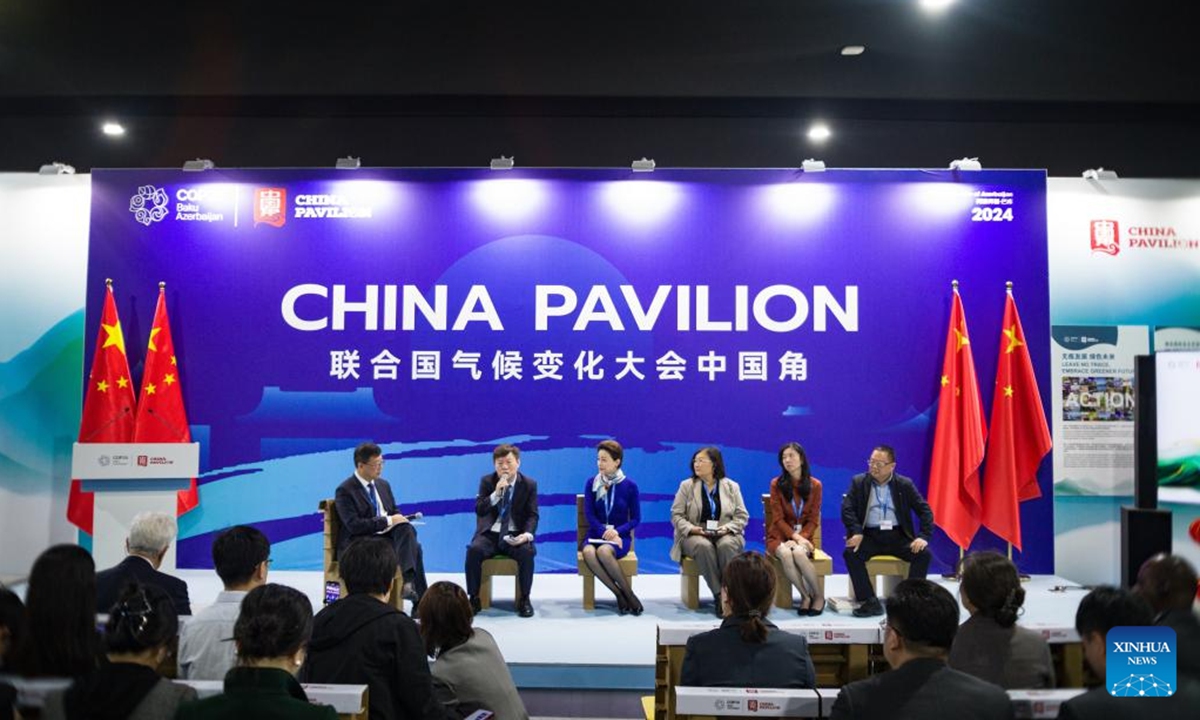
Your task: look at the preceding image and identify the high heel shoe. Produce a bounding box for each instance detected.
[616,594,630,615]
[807,599,826,617]
[625,590,644,616]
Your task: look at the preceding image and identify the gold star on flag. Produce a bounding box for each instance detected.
[170,355,177,366]
[163,373,176,386]
[145,383,157,395]
[1004,326,1024,354]
[941,375,950,387]
[101,321,126,355]
[147,326,162,352]
[954,326,969,351]
[96,379,109,393]
[1004,385,1014,397]
[117,376,129,389]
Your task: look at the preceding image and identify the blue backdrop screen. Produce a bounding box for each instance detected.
[87,168,1051,574]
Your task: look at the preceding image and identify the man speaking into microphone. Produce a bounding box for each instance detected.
[464,443,540,617]
[334,442,428,605]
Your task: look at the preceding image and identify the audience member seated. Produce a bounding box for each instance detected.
[680,551,816,688]
[0,587,24,669]
[765,442,825,616]
[0,587,26,720]
[580,439,643,615]
[302,536,447,720]
[841,445,934,617]
[671,446,749,616]
[830,579,1012,720]
[43,584,197,720]
[1134,553,1200,682]
[96,512,192,615]
[14,544,100,678]
[1058,585,1200,720]
[416,581,529,720]
[178,525,271,679]
[176,583,336,720]
[948,551,1054,688]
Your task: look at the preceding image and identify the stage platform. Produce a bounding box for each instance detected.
[178,570,1087,699]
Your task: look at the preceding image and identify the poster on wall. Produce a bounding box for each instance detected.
[86,168,1051,573]
[1050,325,1148,496]
[1154,326,1200,353]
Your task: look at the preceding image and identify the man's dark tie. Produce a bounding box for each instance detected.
[366,483,379,516]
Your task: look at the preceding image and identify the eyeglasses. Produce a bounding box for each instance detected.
[867,459,894,469]
[365,459,384,468]
[879,618,901,637]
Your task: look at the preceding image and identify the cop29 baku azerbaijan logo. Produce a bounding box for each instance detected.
[1106,626,1177,697]
[129,185,170,226]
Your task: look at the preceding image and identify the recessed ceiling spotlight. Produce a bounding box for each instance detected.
[807,124,832,143]
[101,121,125,137]
[840,45,866,56]
[919,0,957,12]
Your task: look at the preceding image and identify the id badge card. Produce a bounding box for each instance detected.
[793,523,802,533]
[705,520,719,532]
[880,521,894,531]
[605,524,615,531]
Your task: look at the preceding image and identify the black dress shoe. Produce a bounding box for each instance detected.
[852,598,884,617]
[616,594,630,615]
[518,599,534,618]
[627,593,644,616]
[469,596,482,615]
[807,599,826,617]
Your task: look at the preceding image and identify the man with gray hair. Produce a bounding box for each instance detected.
[95,511,192,615]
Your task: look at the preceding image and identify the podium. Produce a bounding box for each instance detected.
[72,443,200,572]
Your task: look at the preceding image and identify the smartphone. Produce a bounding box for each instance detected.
[324,581,342,605]
[463,711,495,720]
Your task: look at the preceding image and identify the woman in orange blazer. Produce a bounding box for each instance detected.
[766,442,825,615]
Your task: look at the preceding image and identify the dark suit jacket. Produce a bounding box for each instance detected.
[830,657,1012,720]
[841,472,934,541]
[1057,679,1200,720]
[96,555,192,615]
[680,618,816,689]
[473,472,539,538]
[335,474,401,559]
[1159,608,1200,682]
[948,614,1055,689]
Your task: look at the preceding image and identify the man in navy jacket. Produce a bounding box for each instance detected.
[334,442,427,603]
[841,445,934,617]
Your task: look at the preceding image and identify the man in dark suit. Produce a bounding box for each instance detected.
[841,444,934,617]
[830,579,1012,720]
[464,444,539,617]
[1057,585,1200,720]
[334,442,427,603]
[95,511,192,615]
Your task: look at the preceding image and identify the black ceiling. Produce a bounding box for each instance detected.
[2,0,1197,175]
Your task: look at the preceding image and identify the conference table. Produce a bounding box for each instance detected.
[653,620,1085,720]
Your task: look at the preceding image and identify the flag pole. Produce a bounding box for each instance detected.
[1006,281,1031,582]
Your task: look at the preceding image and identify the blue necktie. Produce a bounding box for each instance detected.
[366,483,379,516]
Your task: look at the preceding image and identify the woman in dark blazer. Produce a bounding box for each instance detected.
[177,583,336,720]
[581,439,643,615]
[948,551,1055,689]
[765,442,825,616]
[680,551,816,689]
[44,583,196,720]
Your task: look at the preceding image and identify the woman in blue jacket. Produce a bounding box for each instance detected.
[581,439,643,615]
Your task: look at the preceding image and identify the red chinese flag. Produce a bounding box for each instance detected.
[928,287,988,550]
[132,286,199,516]
[70,282,138,533]
[982,290,1052,551]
